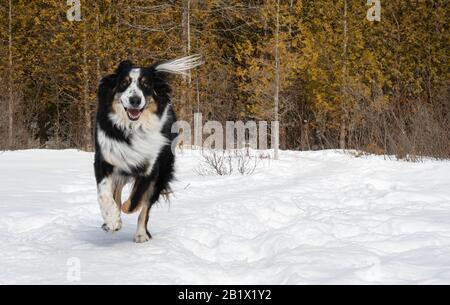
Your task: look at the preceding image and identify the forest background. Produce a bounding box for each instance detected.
[0,1,448,160]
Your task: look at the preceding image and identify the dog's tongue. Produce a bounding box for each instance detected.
[128,109,140,117]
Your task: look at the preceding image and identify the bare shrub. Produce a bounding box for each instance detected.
[196,149,260,176]
[197,150,232,176]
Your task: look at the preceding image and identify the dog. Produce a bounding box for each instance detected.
[94,55,202,243]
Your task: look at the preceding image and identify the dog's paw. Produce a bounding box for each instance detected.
[101,218,122,232]
[134,232,152,243]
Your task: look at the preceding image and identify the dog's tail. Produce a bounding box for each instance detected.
[160,187,173,201]
[154,54,203,76]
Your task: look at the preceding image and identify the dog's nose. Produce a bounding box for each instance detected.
[129,96,141,108]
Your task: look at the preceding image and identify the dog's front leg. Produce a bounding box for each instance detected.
[97,175,122,232]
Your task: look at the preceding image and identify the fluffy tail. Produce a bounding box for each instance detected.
[154,54,203,75]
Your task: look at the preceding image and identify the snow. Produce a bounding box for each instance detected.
[1,149,450,284]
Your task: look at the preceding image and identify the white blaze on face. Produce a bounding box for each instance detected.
[120,68,146,110]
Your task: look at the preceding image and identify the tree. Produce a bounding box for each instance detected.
[273,0,280,159]
[7,0,13,147]
[0,0,448,159]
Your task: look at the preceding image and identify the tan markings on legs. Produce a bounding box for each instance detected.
[113,179,125,210]
[134,204,151,243]
[134,182,156,243]
[121,178,139,214]
[122,180,155,214]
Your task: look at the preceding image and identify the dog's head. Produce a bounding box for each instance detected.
[98,55,202,123]
[114,61,156,121]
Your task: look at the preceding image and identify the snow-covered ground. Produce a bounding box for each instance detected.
[1,149,450,284]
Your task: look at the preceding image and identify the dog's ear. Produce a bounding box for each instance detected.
[153,54,203,76]
[116,60,133,74]
[98,74,117,101]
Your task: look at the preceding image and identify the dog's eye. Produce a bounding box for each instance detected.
[118,78,130,90]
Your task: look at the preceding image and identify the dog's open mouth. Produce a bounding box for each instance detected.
[126,108,142,121]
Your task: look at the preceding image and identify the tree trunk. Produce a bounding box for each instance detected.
[273,0,280,160]
[339,121,346,150]
[339,0,348,150]
[82,37,92,151]
[8,0,13,148]
[180,0,191,122]
[94,5,101,148]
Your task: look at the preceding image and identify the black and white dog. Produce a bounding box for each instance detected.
[94,55,201,243]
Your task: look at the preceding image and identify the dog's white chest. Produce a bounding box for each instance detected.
[97,125,167,174]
